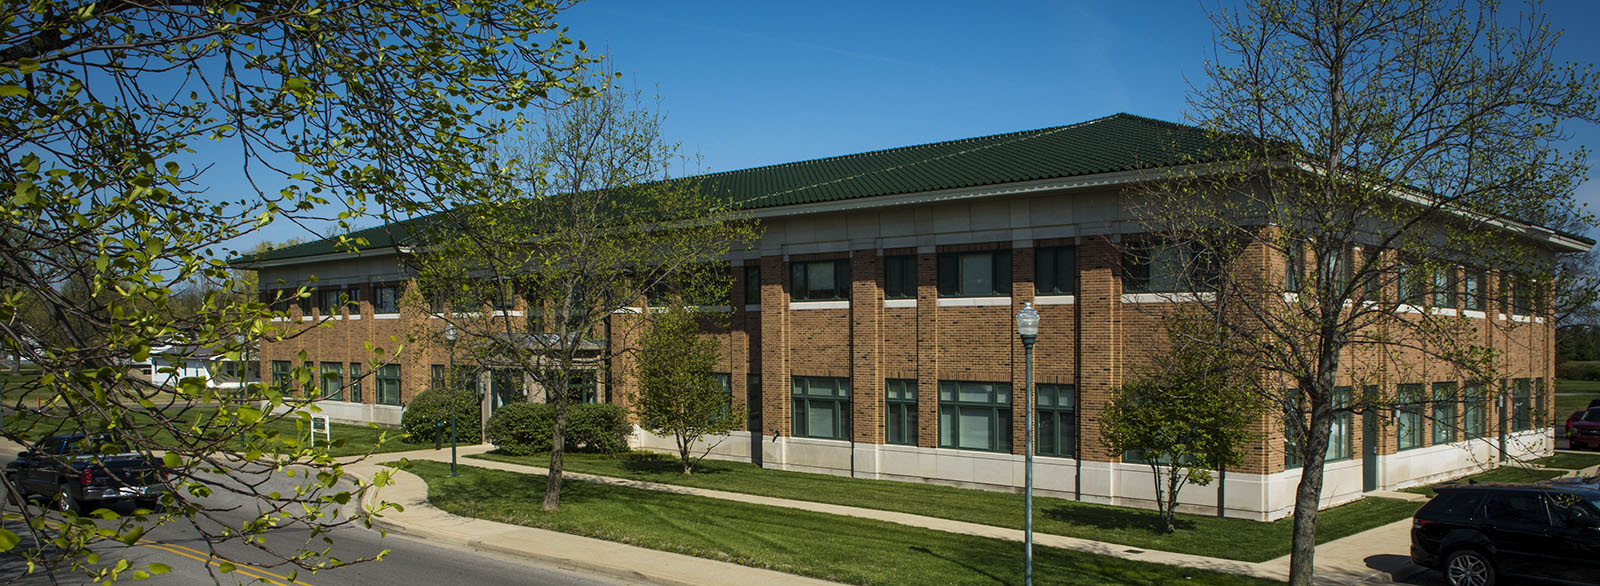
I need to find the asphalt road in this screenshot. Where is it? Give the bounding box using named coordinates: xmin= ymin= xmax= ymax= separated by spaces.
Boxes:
xmin=1 ymin=451 xmax=633 ymax=586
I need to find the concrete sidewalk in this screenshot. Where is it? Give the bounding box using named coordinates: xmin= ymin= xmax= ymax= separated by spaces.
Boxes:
xmin=357 ymin=445 xmax=1435 ymax=585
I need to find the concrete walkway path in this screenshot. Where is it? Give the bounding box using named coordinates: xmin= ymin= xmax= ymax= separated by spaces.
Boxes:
xmin=353 ymin=445 xmax=1438 ymax=585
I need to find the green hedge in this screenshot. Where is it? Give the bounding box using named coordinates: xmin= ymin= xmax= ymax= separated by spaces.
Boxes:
xmin=486 ymin=402 xmax=631 ymax=455
xmin=1558 ymin=362 xmax=1600 ymax=381
xmin=401 ymin=387 xmax=483 ymax=445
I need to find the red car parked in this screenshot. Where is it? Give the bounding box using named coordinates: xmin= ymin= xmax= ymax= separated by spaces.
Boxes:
xmin=1570 ymin=408 xmax=1600 ymax=450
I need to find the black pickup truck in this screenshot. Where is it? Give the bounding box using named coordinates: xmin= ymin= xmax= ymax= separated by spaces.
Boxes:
xmin=5 ymin=434 xmax=167 ymax=513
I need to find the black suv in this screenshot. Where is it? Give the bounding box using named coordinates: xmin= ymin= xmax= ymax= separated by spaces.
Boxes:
xmin=1411 ymin=480 xmax=1600 ymax=586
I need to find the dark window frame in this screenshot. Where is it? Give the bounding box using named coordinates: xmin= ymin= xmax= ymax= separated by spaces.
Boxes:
xmin=1397 ymin=383 xmax=1427 ymax=450
xmin=885 ymin=378 xmax=918 ymax=445
xmin=937 ymin=249 xmax=1012 ymax=298
xmin=1035 ymin=383 xmax=1077 ymax=458
xmin=349 ymin=362 xmax=364 ymax=403
xmin=1034 ymin=246 xmax=1077 ymax=296
xmin=1432 ymin=382 xmax=1458 ymax=444
xmin=743 ymin=265 xmax=761 ymax=306
xmin=372 ymin=285 xmax=401 ymax=314
xmin=884 ymin=255 xmax=918 ymax=300
xmin=377 ymin=364 xmax=402 ymax=406
xmin=791 ymin=376 xmax=850 ymax=440
xmin=1121 ymin=242 xmax=1218 ymax=294
xmin=1461 ymin=269 xmax=1486 ymax=311
xmin=320 ymin=362 xmax=343 ymax=400
xmin=937 ymin=380 xmax=1012 ymax=452
xmin=790 ymin=259 xmax=851 ymax=302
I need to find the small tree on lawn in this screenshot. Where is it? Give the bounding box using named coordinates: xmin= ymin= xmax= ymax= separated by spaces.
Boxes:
xmin=635 ymin=303 xmax=741 ymax=474
xmin=1100 ymin=313 xmax=1260 ymax=534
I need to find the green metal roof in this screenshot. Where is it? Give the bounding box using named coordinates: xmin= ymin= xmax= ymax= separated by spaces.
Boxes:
xmin=238 ymin=113 xmax=1227 ymax=264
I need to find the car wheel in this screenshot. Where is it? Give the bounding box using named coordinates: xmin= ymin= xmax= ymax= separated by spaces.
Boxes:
xmin=54 ymin=485 xmax=79 ymax=514
xmin=1444 ymin=549 xmax=1495 ymax=586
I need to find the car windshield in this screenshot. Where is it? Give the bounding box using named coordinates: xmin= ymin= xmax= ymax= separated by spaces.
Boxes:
xmin=1587 ymin=409 xmax=1600 ymax=422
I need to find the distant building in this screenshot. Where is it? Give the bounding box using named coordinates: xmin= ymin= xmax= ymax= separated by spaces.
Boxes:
xmin=232 ymin=114 xmax=1585 ymax=521
xmin=133 ymin=345 xmax=258 ymax=391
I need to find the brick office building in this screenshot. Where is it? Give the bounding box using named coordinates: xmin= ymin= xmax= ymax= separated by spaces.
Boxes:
xmin=236 ymin=114 xmax=1585 ymax=521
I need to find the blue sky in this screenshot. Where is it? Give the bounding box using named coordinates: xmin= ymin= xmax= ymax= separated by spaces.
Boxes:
xmin=236 ymin=0 xmax=1600 ymax=250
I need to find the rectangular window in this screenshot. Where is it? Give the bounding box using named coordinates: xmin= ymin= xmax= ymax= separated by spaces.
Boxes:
xmin=317 ymin=288 xmax=345 ymax=314
xmin=349 ymin=362 xmax=364 ymax=403
xmin=713 ymin=373 xmax=733 ymax=415
xmin=431 ymin=364 xmax=446 ymax=391
xmin=297 ymin=291 xmax=312 ymax=316
xmin=1122 ymin=243 xmax=1216 ymax=293
xmin=1284 ymin=241 xmax=1303 ymax=293
xmin=377 ymin=364 xmax=402 ymax=406
xmin=938 ymin=380 xmax=1012 ymax=452
xmin=885 ymin=379 xmax=918 ymax=445
xmin=271 ymin=360 xmax=291 ymax=389
xmin=564 ymin=371 xmax=598 ymax=404
xmin=1036 ymin=383 xmax=1077 ymax=458
xmin=373 ymin=285 xmax=401 ymax=314
xmin=938 ymin=250 xmax=1011 ymax=297
xmin=1396 ymin=262 xmax=1427 ymax=305
xmin=744 ymin=265 xmax=761 ymax=305
xmin=1034 ymin=247 xmax=1077 ymax=295
xmin=320 ymin=362 xmax=343 ymax=400
xmin=490 ymin=369 xmax=526 ymax=411
xmin=884 ymin=255 xmax=918 ymax=299
xmin=1432 ymin=382 xmax=1457 ymax=444
xmin=1433 ymin=268 xmax=1457 ymax=308
xmin=790 ymin=259 xmax=850 ymax=302
xmin=791 ymin=376 xmax=850 ymax=440
xmin=1327 ymin=387 xmax=1354 ymax=462
xmin=1461 ymin=270 xmax=1485 ymax=311
xmin=1511 ymin=277 xmax=1535 ymax=315
xmin=1397 ymin=384 xmax=1426 ymax=450
xmin=1462 ymin=382 xmax=1486 ymax=439
xmin=1512 ymin=379 xmax=1532 ymax=431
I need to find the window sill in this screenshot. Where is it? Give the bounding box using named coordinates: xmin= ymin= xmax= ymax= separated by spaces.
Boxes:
xmin=375 ymin=313 xmax=402 ymax=320
xmin=1033 ymin=295 xmax=1075 ymax=305
xmin=1431 ymin=307 xmax=1458 ymax=317
xmin=1462 ymin=309 xmax=1486 ymax=319
xmin=791 ymin=300 xmax=849 ymax=310
xmin=345 ymin=314 xmax=361 ymax=321
xmin=744 ymin=304 xmax=761 ymax=312
xmin=884 ymin=299 xmax=917 ymax=308
xmin=937 ymin=296 xmax=1011 ymax=307
xmin=1121 ymin=292 xmax=1215 ymax=303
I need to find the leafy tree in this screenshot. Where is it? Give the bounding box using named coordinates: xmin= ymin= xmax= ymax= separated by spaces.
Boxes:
xmin=408 ymin=69 xmax=760 ymax=510
xmin=1099 ymin=313 xmax=1260 ymax=534
xmin=635 ymin=303 xmax=741 ymax=474
xmin=0 ymin=0 xmax=588 ymax=581
xmin=1145 ymin=1 xmax=1599 ymax=583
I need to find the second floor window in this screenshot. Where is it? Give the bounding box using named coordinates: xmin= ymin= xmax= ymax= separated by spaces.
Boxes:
xmin=1035 ymin=247 xmax=1076 ymax=295
xmin=938 ymin=250 xmax=1011 ymax=297
xmin=1462 ymin=270 xmax=1485 ymax=311
xmin=791 ymin=259 xmax=850 ymax=301
xmin=1122 ymin=243 xmax=1216 ymax=293
xmin=317 ymin=289 xmax=344 ymax=314
xmin=884 ymin=255 xmax=917 ymax=299
xmin=1432 ymin=268 xmax=1457 ymax=308
xmin=373 ymin=285 xmax=401 ymax=313
xmin=744 ymin=265 xmax=761 ymax=305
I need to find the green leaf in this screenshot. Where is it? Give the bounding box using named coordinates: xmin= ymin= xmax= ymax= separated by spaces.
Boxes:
xmin=0 ymin=528 xmax=19 ymax=552
xmin=147 ymin=563 xmax=171 ymax=575
xmin=0 ymin=85 xmax=26 ymax=98
xmin=217 ymin=562 xmax=236 ymax=574
xmin=163 ymin=452 xmax=182 ymax=467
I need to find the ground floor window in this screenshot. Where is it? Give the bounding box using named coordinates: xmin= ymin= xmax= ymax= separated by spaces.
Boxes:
xmin=1397 ymin=384 xmax=1426 ymax=451
xmin=886 ymin=379 xmax=917 ymax=445
xmin=320 ymin=362 xmax=343 ymax=400
xmin=377 ymin=364 xmax=402 ymax=406
xmin=349 ymin=362 xmax=363 ymax=403
xmin=1284 ymin=387 xmax=1352 ymax=468
xmin=1462 ymin=382 xmax=1486 ymax=438
xmin=1512 ymin=379 xmax=1531 ymax=431
xmin=271 ymin=360 xmax=291 ymax=390
xmin=791 ymin=376 xmax=849 ymax=440
xmin=1036 ymin=383 xmax=1076 ymax=458
xmin=490 ymin=369 xmax=525 ymax=412
xmin=561 ymin=371 xmax=598 ymax=404
xmin=938 ymin=380 xmax=1011 ymax=452
xmin=1432 ymin=382 xmax=1457 ymax=444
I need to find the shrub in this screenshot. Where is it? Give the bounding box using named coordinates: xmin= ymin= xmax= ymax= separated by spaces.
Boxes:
xmin=485 ymin=402 xmax=554 ymax=455
xmin=567 ymin=403 xmax=632 ymax=453
xmin=485 ymin=402 xmax=632 ymax=455
xmin=401 ymin=387 xmax=483 ymax=445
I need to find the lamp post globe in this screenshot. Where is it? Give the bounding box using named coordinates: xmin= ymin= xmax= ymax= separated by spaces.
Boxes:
xmin=1015 ymin=302 xmax=1040 ymax=586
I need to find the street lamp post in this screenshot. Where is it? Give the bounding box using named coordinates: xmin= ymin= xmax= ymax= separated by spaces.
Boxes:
xmin=445 ymin=324 xmax=459 ymax=477
xmin=1015 ymin=302 xmax=1040 ymax=586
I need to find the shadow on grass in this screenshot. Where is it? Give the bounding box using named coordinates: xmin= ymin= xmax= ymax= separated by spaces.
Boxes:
xmin=909 ymin=546 xmax=1009 ymax=585
xmin=616 ymin=452 xmax=736 ymax=476
xmin=1040 ymin=503 xmax=1196 ymax=534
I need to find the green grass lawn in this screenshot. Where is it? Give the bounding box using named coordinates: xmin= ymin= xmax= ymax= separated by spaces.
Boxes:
xmin=1530 ymin=452 xmax=1600 ymax=471
xmin=1400 ymin=466 xmax=1568 ymax=497
xmin=404 ymin=460 xmax=1281 ymax=586
xmin=5 ymin=404 xmax=412 ymax=458
xmin=471 ymin=450 xmax=1418 ymax=563
xmin=1556 ymin=378 xmax=1600 ymax=416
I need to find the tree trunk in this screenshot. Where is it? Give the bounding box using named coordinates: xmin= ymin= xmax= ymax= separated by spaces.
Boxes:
xmin=1288 ymin=381 xmax=1337 ymax=586
xmin=678 ymin=432 xmax=693 ymax=474
xmin=543 ymin=387 xmax=568 ymax=511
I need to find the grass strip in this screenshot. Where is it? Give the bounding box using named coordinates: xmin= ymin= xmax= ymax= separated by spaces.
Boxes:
xmin=5 ymin=406 xmax=412 ymax=458
xmin=1400 ymin=466 xmax=1568 ymax=497
xmin=1530 ymin=452 xmax=1600 ymax=471
xmin=1555 ymin=379 xmax=1600 ymax=416
xmin=471 ymin=450 xmax=1418 ymax=563
xmin=405 ymin=460 xmax=1281 ymax=586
